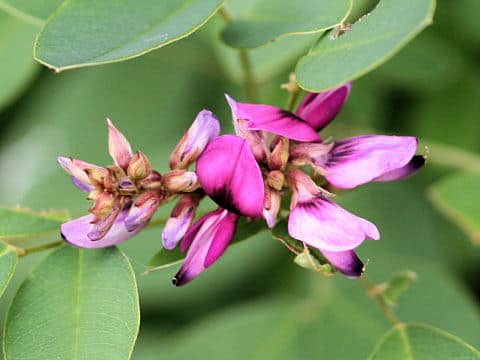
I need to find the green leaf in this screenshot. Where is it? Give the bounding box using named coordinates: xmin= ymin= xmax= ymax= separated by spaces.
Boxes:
xmin=146 ymin=217 xmax=265 ymax=273
xmin=0 ymin=242 xmax=17 ymax=298
xmin=0 ymin=0 xmax=62 ymax=25
xmin=0 ymin=207 xmax=68 ymax=239
xmin=3 ymin=246 xmax=140 ymax=360
xmin=0 ymin=12 xmax=39 ymax=110
xmin=34 ymin=0 xmax=224 ymax=71
xmin=221 ymin=0 xmax=352 ymax=49
xmin=369 ymin=323 xmax=480 ymax=359
xmin=296 ymin=0 xmax=436 ymax=91
xmin=428 ymin=172 xmax=480 ymax=244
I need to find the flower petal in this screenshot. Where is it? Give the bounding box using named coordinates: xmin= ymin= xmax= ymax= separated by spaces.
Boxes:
xmin=374 ymin=155 xmax=426 ymax=182
xmin=320 ymin=249 xmax=364 ymax=277
xmin=61 ymin=210 xmax=145 ymax=248
xmin=162 ymin=194 xmax=199 ymax=250
xmin=170 ymin=109 xmax=220 ymax=169
xmin=57 ymin=156 xmax=99 ymax=190
xmin=173 ymin=209 xmax=238 ymax=286
xmin=225 ymin=94 xmax=320 ymax=142
xmin=323 ymin=135 xmax=419 ymax=189
xmin=296 ymin=83 xmax=351 ymax=131
xmin=107 ymin=118 xmax=133 ymax=170
xmin=288 ymin=195 xmax=380 ymax=252
xmin=196 ymin=135 xmax=264 ymax=218
xmin=70 ymin=176 xmax=94 ymax=192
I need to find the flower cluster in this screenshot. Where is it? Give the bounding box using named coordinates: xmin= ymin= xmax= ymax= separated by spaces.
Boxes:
xmin=58 ymin=83 xmax=424 ymax=286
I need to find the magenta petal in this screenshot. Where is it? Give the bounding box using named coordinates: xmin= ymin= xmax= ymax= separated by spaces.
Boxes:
xmin=225 ymin=95 xmax=320 ymax=142
xmin=324 ymin=135 xmax=419 ymax=189
xmin=57 ymin=156 xmax=97 ymax=190
xmin=196 ymin=135 xmax=264 ymax=218
xmin=321 ymin=249 xmax=364 ymax=277
xmin=173 ymin=209 xmax=238 ymax=286
xmin=61 ymin=211 xmax=145 ymax=249
xmin=288 ymin=196 xmax=380 ymax=252
xmin=374 ymin=155 xmax=425 ymax=182
xmin=296 ymin=83 xmax=351 ymax=131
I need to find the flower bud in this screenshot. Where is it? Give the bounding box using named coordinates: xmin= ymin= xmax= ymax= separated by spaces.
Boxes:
xmin=89 ymin=192 xmax=115 ymax=218
xmin=170 ymin=110 xmax=220 ymax=169
xmin=269 ymin=136 xmax=289 ymax=171
xmin=263 ymin=186 xmax=281 ymax=228
xmin=162 ymin=194 xmax=200 ymax=250
xmin=266 ymin=170 xmax=284 ymax=191
xmin=85 ymin=167 xmax=109 ymax=187
xmin=107 ymin=118 xmax=133 ymax=170
xmin=124 ymin=191 xmax=160 ymax=231
xmin=140 ymin=171 xmax=162 ymax=190
xmin=127 ymin=150 xmax=151 ymax=181
xmin=161 ymin=170 xmax=199 ymax=193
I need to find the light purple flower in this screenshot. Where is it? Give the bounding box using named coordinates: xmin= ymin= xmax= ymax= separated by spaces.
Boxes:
xmin=309 ymin=135 xmax=422 ymax=189
xmin=170 ymin=110 xmax=221 ymax=170
xmin=58 ymin=120 xmax=162 ymax=248
xmin=287 ymin=169 xmax=379 ymax=277
xmin=61 ymin=210 xmax=147 ymax=248
xmin=173 ymin=208 xmax=238 ymax=286
xmin=162 ymin=193 xmax=200 ymax=250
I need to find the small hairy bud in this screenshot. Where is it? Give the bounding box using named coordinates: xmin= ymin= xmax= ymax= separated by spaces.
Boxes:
xmin=161 ymin=170 xmax=199 ymax=193
xmin=127 ymin=150 xmax=151 ymax=181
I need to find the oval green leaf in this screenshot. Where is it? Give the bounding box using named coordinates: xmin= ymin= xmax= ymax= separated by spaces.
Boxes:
xmin=3 ymin=246 xmax=140 ymax=360
xmin=0 ymin=0 xmax=62 ymax=25
xmin=34 ymin=0 xmax=224 ymax=71
xmin=428 ymin=172 xmax=480 ymax=244
xmin=0 ymin=12 xmax=39 ymax=110
xmin=221 ymin=0 xmax=352 ymax=49
xmin=0 ymin=241 xmax=17 ymax=298
xmin=0 ymin=207 xmax=68 ymax=239
xmin=369 ymin=323 xmax=480 ymax=359
xmin=296 ymin=0 xmax=436 ymax=91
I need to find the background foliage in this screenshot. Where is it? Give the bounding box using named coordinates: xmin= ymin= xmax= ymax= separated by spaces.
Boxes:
xmin=0 ymin=0 xmax=479 ymax=358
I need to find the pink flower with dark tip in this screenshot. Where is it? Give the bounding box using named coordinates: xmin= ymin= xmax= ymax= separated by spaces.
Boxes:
xmin=220 ymin=84 xmax=424 ymax=277
xmin=170 ymin=134 xmax=265 ymax=285
xmin=173 ymin=208 xmax=238 ymax=286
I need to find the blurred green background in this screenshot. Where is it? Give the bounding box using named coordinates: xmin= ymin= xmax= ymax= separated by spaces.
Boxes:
xmin=0 ymin=0 xmax=479 ymax=358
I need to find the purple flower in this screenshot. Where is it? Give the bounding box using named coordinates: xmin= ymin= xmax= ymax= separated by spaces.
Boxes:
xmin=169 ymin=110 xmax=221 ymax=170
xmin=173 ymin=208 xmax=238 ymax=286
xmin=287 ymin=169 xmax=379 ymax=276
xmin=58 ymin=120 xmax=163 ymax=248
xmin=217 ymin=85 xmax=424 ymax=277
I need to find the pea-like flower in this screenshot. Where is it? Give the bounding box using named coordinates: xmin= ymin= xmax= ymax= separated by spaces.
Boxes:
xmin=59 ymin=112 xmax=219 ymax=248
xmin=180 ymin=83 xmax=425 ymax=279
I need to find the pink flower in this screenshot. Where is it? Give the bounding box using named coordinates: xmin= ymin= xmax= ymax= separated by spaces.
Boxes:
xmin=173 ymin=208 xmax=238 ymax=286
xmin=217 ymin=85 xmax=424 ymax=277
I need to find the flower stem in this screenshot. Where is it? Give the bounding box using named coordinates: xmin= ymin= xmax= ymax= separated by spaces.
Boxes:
xmin=15 ymin=240 xmax=64 ymax=257
xmin=359 ymin=275 xmax=401 ymax=326
xmin=218 ymin=5 xmax=259 ymax=102
xmin=282 ymin=73 xmax=301 ymax=112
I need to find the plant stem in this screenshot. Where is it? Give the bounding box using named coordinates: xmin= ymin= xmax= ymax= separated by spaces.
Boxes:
xmin=218 ymin=5 xmax=259 ymax=102
xmin=359 ymin=275 xmax=401 ymax=326
xmin=285 ymin=91 xmax=300 ymax=112
xmin=15 ymin=240 xmax=64 ymax=257
xmin=239 ymin=51 xmax=258 ymax=101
